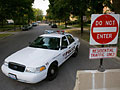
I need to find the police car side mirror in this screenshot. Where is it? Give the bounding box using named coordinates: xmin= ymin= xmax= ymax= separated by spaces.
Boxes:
xmin=29 ymin=42 xmax=32 ymax=45
xmin=29 ymin=42 xmax=31 ymax=44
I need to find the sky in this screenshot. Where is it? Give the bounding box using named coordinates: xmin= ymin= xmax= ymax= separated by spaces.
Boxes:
xmin=32 ymin=0 xmax=50 ymax=15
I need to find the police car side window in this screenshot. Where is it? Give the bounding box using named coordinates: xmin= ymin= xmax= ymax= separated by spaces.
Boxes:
xmin=66 ymin=35 xmax=75 ymax=44
xmin=61 ymin=36 xmax=68 ymax=49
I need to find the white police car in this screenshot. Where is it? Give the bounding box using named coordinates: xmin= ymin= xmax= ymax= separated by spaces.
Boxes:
xmin=1 ymin=31 xmax=80 ymax=83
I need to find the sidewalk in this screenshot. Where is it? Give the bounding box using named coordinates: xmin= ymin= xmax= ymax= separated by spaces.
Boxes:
xmin=74 ymin=69 xmax=120 ymax=90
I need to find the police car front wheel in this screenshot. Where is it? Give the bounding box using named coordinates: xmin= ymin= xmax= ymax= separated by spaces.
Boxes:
xmin=47 ymin=63 xmax=58 ymax=81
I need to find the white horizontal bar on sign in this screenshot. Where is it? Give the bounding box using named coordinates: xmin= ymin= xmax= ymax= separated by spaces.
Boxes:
xmin=93 ymin=27 xmax=117 ymax=33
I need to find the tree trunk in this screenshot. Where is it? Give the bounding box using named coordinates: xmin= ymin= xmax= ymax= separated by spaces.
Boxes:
xmin=22 ymin=17 xmax=24 ymax=25
xmin=2 ymin=19 xmax=4 ymax=28
xmin=65 ymin=19 xmax=67 ymax=28
xmin=18 ymin=16 xmax=21 ymax=29
xmin=28 ymin=14 xmax=30 ymax=24
xmin=80 ymin=14 xmax=83 ymax=34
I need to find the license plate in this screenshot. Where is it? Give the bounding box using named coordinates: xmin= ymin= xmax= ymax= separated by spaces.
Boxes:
xmin=8 ymin=73 xmax=17 ymax=80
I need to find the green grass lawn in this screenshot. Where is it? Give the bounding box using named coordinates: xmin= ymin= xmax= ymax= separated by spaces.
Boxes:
xmin=0 ymin=34 xmax=13 ymax=39
xmin=0 ymin=25 xmax=21 ymax=31
xmin=58 ymin=25 xmax=71 ymax=29
xmin=8 ymin=29 xmax=22 ymax=32
xmin=66 ymin=29 xmax=90 ymax=42
xmin=70 ymin=23 xmax=91 ymax=30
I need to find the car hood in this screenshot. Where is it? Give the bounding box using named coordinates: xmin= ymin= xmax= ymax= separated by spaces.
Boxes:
xmin=5 ymin=47 xmax=60 ymax=67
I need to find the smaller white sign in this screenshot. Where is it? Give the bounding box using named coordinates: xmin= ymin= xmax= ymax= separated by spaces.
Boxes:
xmin=89 ymin=47 xmax=117 ymax=59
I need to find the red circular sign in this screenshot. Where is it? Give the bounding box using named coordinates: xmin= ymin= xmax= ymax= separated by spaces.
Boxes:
xmin=91 ymin=14 xmax=118 ymax=44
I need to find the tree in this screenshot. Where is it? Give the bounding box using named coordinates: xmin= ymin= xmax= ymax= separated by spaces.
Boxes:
xmin=89 ymin=0 xmax=104 ymax=14
xmin=53 ymin=0 xmax=71 ymax=27
xmin=46 ymin=4 xmax=57 ymax=21
xmin=0 ymin=0 xmax=34 ymax=26
xmin=48 ymin=0 xmax=71 ymax=28
xmin=9 ymin=0 xmax=34 ymax=25
xmin=70 ymin=0 xmax=89 ymax=34
xmin=88 ymin=0 xmax=113 ymax=14
xmin=0 ymin=0 xmax=11 ymax=26
xmin=48 ymin=0 xmax=113 ymax=33
xmin=46 ymin=9 xmax=54 ymax=20
xmin=113 ymin=0 xmax=120 ymax=13
xmin=33 ymin=8 xmax=43 ymax=21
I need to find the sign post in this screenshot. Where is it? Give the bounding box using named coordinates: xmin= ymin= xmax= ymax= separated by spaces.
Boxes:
xmin=98 ymin=45 xmax=104 ymax=72
xmin=89 ymin=14 xmax=119 ymax=72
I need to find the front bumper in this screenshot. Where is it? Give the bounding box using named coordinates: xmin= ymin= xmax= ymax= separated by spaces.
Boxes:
xmin=1 ymin=64 xmax=47 ymax=83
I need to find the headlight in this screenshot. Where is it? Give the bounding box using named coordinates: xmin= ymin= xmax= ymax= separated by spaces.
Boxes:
xmin=4 ymin=61 xmax=8 ymax=66
xmin=25 ymin=66 xmax=46 ymax=73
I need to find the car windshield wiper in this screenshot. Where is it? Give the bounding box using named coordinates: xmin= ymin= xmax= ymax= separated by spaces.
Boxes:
xmin=41 ymin=45 xmax=48 ymax=49
xmin=29 ymin=44 xmax=49 ymax=49
xmin=29 ymin=44 xmax=42 ymax=48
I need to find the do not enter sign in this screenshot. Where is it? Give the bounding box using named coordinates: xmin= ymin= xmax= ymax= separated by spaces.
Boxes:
xmin=90 ymin=14 xmax=119 ymax=45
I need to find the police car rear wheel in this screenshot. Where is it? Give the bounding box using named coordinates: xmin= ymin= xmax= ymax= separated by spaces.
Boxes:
xmin=47 ymin=64 xmax=58 ymax=81
xmin=73 ymin=48 xmax=78 ymax=57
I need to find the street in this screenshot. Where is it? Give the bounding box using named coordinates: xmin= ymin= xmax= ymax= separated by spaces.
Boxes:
xmin=0 ymin=24 xmax=120 ymax=90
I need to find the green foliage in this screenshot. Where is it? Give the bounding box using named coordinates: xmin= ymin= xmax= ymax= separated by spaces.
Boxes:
xmin=88 ymin=0 xmax=113 ymax=14
xmin=48 ymin=0 xmax=113 ymax=33
xmin=70 ymin=0 xmax=89 ymax=15
xmin=33 ymin=8 xmax=43 ymax=21
xmin=0 ymin=34 xmax=12 ymax=38
xmin=104 ymin=0 xmax=114 ymax=11
xmin=46 ymin=8 xmax=55 ymax=20
xmin=58 ymin=25 xmax=71 ymax=29
xmin=0 ymin=0 xmax=34 ymax=26
xmin=89 ymin=0 xmax=104 ymax=14
xmin=48 ymin=0 xmax=71 ymax=22
xmin=113 ymin=0 xmax=120 ymax=13
xmin=69 ymin=0 xmax=89 ymax=33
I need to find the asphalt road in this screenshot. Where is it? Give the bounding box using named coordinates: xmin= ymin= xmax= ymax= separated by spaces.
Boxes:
xmin=0 ymin=24 xmax=120 ymax=90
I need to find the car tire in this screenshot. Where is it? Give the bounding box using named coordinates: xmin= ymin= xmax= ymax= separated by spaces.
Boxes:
xmin=73 ymin=47 xmax=78 ymax=57
xmin=47 ymin=63 xmax=58 ymax=81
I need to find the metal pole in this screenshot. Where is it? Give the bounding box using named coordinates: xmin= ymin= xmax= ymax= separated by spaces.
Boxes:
xmin=98 ymin=45 xmax=105 ymax=72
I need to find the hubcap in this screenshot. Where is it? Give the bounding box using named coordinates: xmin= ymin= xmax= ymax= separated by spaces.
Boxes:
xmin=51 ymin=69 xmax=55 ymax=74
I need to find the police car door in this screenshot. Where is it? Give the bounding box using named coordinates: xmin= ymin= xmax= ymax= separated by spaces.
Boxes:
xmin=66 ymin=35 xmax=76 ymax=57
xmin=60 ymin=36 xmax=69 ymax=63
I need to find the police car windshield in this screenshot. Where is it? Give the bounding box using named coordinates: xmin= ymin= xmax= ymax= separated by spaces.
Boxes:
xmin=29 ymin=37 xmax=60 ymax=50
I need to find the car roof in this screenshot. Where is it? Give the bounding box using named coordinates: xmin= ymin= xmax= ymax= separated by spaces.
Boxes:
xmin=40 ymin=33 xmax=70 ymax=38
